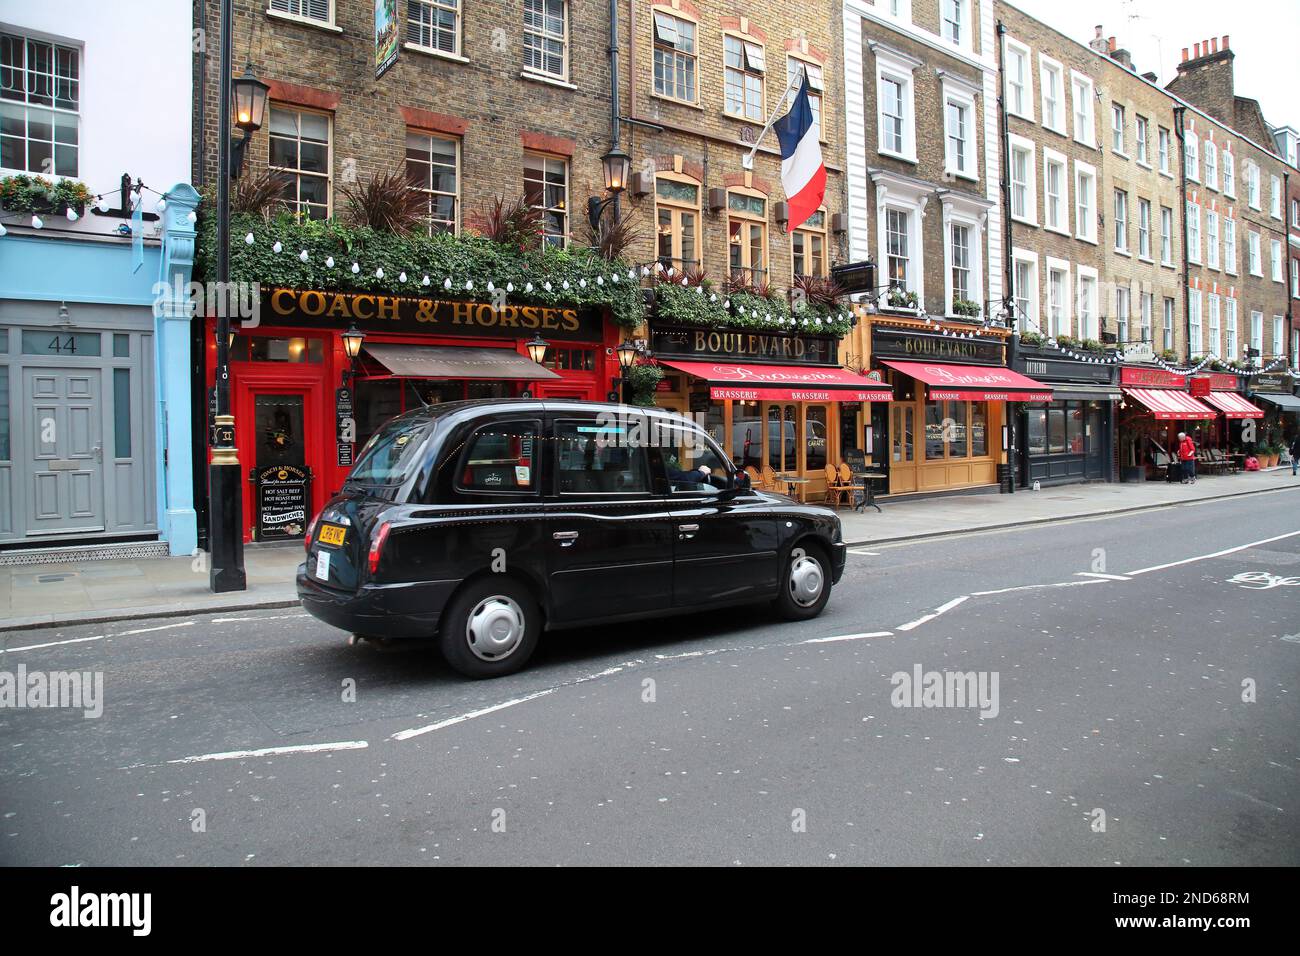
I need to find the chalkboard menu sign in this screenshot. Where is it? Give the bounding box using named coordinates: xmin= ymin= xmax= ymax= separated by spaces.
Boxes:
xmin=254 ymin=464 xmax=310 ymax=539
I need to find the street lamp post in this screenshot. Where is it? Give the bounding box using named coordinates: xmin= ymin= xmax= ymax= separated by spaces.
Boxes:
xmin=525 ymin=333 xmax=548 ymax=398
xmin=209 ymin=0 xmax=269 ymax=593
xmin=586 ymin=146 xmax=632 ymax=231
xmin=616 ymin=341 xmax=638 ymax=404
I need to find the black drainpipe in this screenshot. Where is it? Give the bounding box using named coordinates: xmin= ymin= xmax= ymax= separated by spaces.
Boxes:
xmin=1174 ymin=105 xmax=1191 ymax=363
xmin=608 ymin=0 xmax=621 ymax=223
xmin=995 ymin=20 xmax=1016 ymax=493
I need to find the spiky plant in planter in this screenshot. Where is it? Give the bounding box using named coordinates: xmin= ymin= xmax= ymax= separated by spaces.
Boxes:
xmin=342 ymin=168 xmax=430 ymax=235
xmin=467 ymin=195 xmax=545 ymax=251
xmin=793 ymin=274 xmax=845 ymax=311
xmin=587 ymin=207 xmax=644 ymax=262
xmin=229 ymin=168 xmax=292 ymax=219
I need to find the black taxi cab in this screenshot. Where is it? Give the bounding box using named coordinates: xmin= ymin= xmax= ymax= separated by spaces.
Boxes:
xmin=298 ymin=400 xmax=847 ymax=678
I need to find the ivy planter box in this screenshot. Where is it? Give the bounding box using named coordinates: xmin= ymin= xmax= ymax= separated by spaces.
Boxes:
xmin=1 ymin=199 xmax=85 ymax=218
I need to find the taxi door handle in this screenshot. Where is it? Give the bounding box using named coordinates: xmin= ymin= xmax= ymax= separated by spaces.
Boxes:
xmin=553 ymin=531 xmax=579 ymax=548
xmin=678 ymin=523 xmax=699 ymax=540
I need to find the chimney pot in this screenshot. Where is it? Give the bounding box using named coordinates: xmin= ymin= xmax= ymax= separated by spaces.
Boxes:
xmin=1211 ymin=38 xmax=1218 ymax=53
xmin=1095 ymin=25 xmax=1103 ymax=38
xmin=1108 ymin=37 xmax=1116 ymax=51
xmin=1194 ymin=42 xmax=1201 ymax=58
xmin=1222 ymin=35 xmax=1229 ymax=50
xmin=1181 ymin=47 xmax=1189 ymax=62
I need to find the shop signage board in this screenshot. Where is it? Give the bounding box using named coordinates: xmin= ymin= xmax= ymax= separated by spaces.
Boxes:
xmin=374 ymin=0 xmax=400 ymax=78
xmin=1204 ymin=372 xmax=1240 ymax=391
xmin=1120 ymin=366 xmax=1187 ymax=388
xmin=1121 ymin=341 xmax=1155 ymax=362
xmin=871 ymin=328 xmax=1003 ymax=366
xmin=1018 ymin=355 xmax=1115 ymax=384
xmin=254 ymin=464 xmax=310 ymax=540
xmin=1189 ymin=376 xmax=1211 ymax=397
xmin=652 ymin=326 xmax=837 ymax=366
xmin=262 ymin=289 xmax=603 ymax=343
xmin=1252 ymin=373 xmax=1294 ymax=393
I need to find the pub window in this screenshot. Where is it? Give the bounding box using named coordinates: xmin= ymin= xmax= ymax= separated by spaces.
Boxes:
xmin=407 ymin=0 xmax=460 ymax=56
xmin=458 ymin=420 xmax=539 ymax=493
xmin=555 ymin=420 xmax=650 ymax=494
xmin=545 ymin=348 xmax=595 ymax=372
xmin=523 ymin=0 xmax=567 ymax=80
xmin=653 ymin=11 xmax=697 ymax=103
xmin=269 ymin=106 xmax=331 ymax=220
xmin=230 ymin=335 xmax=324 ymax=364
xmin=792 ymin=210 xmax=827 ymax=279
xmin=406 ymin=129 xmax=458 ymax=234
xmin=950 ymin=223 xmax=971 ymax=309
xmin=727 ymin=190 xmax=767 ymax=285
xmin=724 ymin=34 xmax=765 ymax=121
xmin=885 ymin=207 xmax=910 ymax=291
xmin=269 ymin=0 xmax=331 ymax=24
xmin=786 ymin=58 xmax=823 ymax=132
xmin=1 ymin=31 xmax=79 ymax=176
xmin=524 ymin=151 xmax=568 ymax=247
xmin=1026 ymin=405 xmax=1047 ymax=456
xmin=655 ymin=176 xmax=700 ymax=272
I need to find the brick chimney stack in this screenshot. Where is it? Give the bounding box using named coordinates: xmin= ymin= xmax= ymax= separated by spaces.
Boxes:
xmin=1088 ymin=25 xmax=1109 ymax=55
xmin=1167 ymin=31 xmax=1238 ymax=127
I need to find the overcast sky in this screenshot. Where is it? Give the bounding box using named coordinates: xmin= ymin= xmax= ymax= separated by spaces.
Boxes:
xmin=1008 ymin=0 xmax=1300 ymax=132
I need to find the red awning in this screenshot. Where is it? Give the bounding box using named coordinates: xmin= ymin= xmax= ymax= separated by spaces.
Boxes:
xmin=659 ymin=359 xmax=894 ymax=402
xmin=1201 ymin=391 xmax=1265 ymax=419
xmin=881 ymin=360 xmax=1053 ymax=402
xmin=1123 ymin=387 xmax=1219 ymax=420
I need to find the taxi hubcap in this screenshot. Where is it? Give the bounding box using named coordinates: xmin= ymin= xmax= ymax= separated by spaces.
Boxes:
xmin=788 ymin=549 xmax=824 ymax=608
xmin=466 ymin=596 xmax=525 ymax=661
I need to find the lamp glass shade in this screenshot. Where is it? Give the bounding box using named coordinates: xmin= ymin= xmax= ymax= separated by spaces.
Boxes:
xmin=601 ymin=147 xmax=632 ymax=194
xmin=526 ymin=334 xmax=548 ymax=365
xmin=616 ymin=341 xmax=638 ymax=368
xmin=341 ymin=325 xmax=365 ymax=360
xmin=232 ymin=69 xmax=270 ymax=133
xmin=215 ymin=328 xmax=236 ymax=349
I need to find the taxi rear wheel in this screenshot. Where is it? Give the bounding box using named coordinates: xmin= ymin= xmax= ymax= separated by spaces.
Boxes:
xmin=439 ymin=578 xmax=541 ymax=678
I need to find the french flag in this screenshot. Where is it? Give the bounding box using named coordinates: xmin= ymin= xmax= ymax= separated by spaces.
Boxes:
xmin=773 ymin=72 xmax=826 ymax=232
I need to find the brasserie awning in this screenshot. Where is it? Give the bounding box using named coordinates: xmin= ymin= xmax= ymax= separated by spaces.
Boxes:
xmin=1122 ymin=387 xmax=1218 ymax=420
xmin=1254 ymin=391 xmax=1300 ymax=413
xmin=880 ymin=360 xmax=1053 ymax=402
xmin=1200 ymin=391 xmax=1265 ymax=419
xmin=659 ymin=359 xmax=894 ymax=402
xmin=363 ymin=343 xmax=560 ymax=380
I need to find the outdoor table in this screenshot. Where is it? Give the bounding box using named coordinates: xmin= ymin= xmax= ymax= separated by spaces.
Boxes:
xmin=775 ymin=474 xmax=812 ymax=500
xmin=852 ymin=471 xmax=888 ymax=513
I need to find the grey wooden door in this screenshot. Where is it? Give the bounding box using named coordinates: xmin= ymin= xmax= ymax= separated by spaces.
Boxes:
xmin=24 ymin=367 xmax=104 ymax=536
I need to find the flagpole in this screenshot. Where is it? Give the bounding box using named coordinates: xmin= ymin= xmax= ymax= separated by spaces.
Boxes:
xmin=741 ymin=66 xmax=804 ymax=170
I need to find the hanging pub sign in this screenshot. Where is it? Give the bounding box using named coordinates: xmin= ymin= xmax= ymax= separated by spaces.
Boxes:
xmin=1189 ymin=376 xmax=1212 ymax=398
xmin=830 ymin=260 xmax=875 ymax=295
xmin=871 ymin=328 xmax=1003 ymax=366
xmin=262 ymin=289 xmax=603 ymax=343
xmin=374 ymin=0 xmax=400 ymax=78
xmin=651 ymin=325 xmax=837 ymax=366
xmin=336 ymin=386 xmax=356 ymax=468
xmin=254 ymin=464 xmax=310 ymax=540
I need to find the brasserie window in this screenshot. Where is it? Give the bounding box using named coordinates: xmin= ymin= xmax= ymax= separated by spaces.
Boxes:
xmin=653 ymin=12 xmax=696 ymax=103
xmin=656 ymin=177 xmax=700 ymax=272
xmin=792 ymin=210 xmax=827 ymax=279
xmin=727 ymin=191 xmax=767 ymax=284
xmin=724 ymin=34 xmax=765 ymax=121
xmin=924 ymin=400 xmax=988 ymax=459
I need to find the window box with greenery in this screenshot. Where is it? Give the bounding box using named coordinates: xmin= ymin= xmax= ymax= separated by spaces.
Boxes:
xmin=0 ymin=174 xmax=94 ymax=218
xmin=951 ymin=298 xmax=981 ymax=319
xmin=882 ymin=288 xmax=920 ymax=312
xmin=648 ymin=270 xmax=854 ymax=337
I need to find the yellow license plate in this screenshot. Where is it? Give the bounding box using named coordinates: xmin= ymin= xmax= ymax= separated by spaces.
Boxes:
xmin=318 ymin=523 xmax=347 ymax=547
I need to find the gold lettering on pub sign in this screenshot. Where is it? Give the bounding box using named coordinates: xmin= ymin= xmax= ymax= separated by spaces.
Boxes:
xmin=900 ymin=337 xmax=978 ymax=358
xmin=693 ymin=330 xmax=808 ymax=358
xmin=269 ymin=289 xmax=579 ymax=332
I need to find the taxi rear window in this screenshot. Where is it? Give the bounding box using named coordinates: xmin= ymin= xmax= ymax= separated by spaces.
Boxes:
xmin=456 ymin=420 xmax=539 ymax=492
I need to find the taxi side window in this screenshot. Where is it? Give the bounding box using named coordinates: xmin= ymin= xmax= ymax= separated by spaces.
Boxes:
xmin=554 ymin=420 xmax=652 ymax=494
xmin=456 ymin=420 xmax=539 ymax=493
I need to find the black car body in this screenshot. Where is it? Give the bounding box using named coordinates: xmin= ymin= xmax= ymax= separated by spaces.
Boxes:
xmin=298 ymin=400 xmax=847 ymax=677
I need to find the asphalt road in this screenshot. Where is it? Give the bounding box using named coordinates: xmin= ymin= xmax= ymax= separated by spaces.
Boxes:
xmin=2 ymin=487 xmax=1298 ymax=866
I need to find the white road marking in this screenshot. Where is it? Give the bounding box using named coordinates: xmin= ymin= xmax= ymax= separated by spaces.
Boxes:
xmin=803 ymin=631 xmax=894 ymax=644
xmin=115 ymin=621 xmax=195 ymax=636
xmin=1126 ymin=529 xmax=1300 ymax=576
xmin=0 ymin=634 xmax=105 ymax=654
xmin=971 ymin=580 xmax=1105 ymax=596
xmin=391 ymin=689 xmax=556 ymax=741
xmin=211 ymin=614 xmax=309 ymax=623
xmin=1074 ymin=572 xmax=1132 ymax=581
xmin=848 ymin=549 xmax=881 ymax=556
xmin=897 ymin=596 xmax=969 ymax=632
xmin=168 ymin=740 xmax=369 ymax=764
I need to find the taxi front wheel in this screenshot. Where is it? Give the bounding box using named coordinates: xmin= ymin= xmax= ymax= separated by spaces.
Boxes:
xmin=773 ymin=544 xmax=831 ymax=621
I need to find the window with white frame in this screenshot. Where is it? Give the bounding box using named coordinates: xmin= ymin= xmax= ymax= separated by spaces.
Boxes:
xmin=1046 ymin=263 xmax=1070 ymax=338
xmin=1272 ymin=239 xmax=1284 ymax=282
xmin=887 ymin=0 xmax=912 ymax=21
xmin=885 ymin=207 xmax=911 ymax=292
xmin=653 ymin=12 xmax=697 ymax=103
xmin=1186 ymin=201 xmax=1201 ymax=264
xmin=1225 ymin=298 xmax=1238 ymax=360
xmin=786 ymin=58 xmax=823 ymax=132
xmin=1043 ymin=151 xmax=1066 ymax=232
xmin=524 ymin=151 xmax=568 ymax=246
xmin=873 ymin=45 xmax=918 ymax=161
xmin=1294 ymin=330 xmax=1299 ymax=372
xmin=1005 ymin=38 xmax=1032 ymax=120
xmin=408 ymin=0 xmax=460 ymax=55
xmin=1248 ymin=231 xmax=1262 ymax=275
xmin=1135 ymin=115 xmax=1149 ymax=165
xmin=1292 ymin=197 xmax=1299 ymax=228
xmin=1114 ymin=189 xmax=1128 ymax=252
xmin=523 ymin=0 xmax=567 ymax=79
xmin=1271 ymin=175 xmax=1282 ymax=219
xmin=1071 ymin=72 xmax=1094 ymax=146
xmin=1158 ymin=127 xmax=1170 ymax=174
xmin=1207 ymin=293 xmax=1221 ymax=358
xmin=1040 ymin=56 xmax=1064 ymax=133
xmin=0 ymin=31 xmax=80 ymax=175
xmin=1115 ymin=285 xmax=1130 ymax=343
xmin=1204 ymin=139 xmax=1217 ymax=190
xmin=1188 ymin=290 xmax=1202 ymax=357
xmin=1160 ymin=205 xmax=1173 ymax=265
xmin=1250 ymin=310 xmax=1263 ymax=356
xmin=1163 ymin=297 xmax=1175 ymax=351
xmin=406 ymin=129 xmax=458 ymax=234
xmin=1246 ymin=161 xmax=1259 ymax=209
xmin=941 ymin=0 xmax=968 ymax=48
xmin=943 ymin=82 xmax=977 ymax=179
xmin=270 ymin=0 xmax=330 ymax=24
xmin=1292 ymin=257 xmax=1299 ymax=298
xmin=1013 ymin=253 xmax=1039 ymax=332
xmin=727 ymin=190 xmax=768 ymax=283
xmin=1224 ymin=217 xmax=1237 ymax=273
xmin=949 ymin=223 xmax=971 ymax=309
xmin=269 ymin=106 xmax=331 ymax=220
xmin=1138 ymin=198 xmax=1151 ymax=259
xmin=1185 ymin=131 xmax=1198 ymax=182
xmin=1010 ymin=136 xmax=1035 ymax=223
xmin=1140 ymin=291 xmax=1153 ymax=344
xmin=1223 ymin=148 xmax=1235 ymax=197
xmin=1111 ymin=103 xmax=1126 ymax=155
xmin=1206 ymin=211 xmax=1219 ymax=269
xmin=791 ymin=209 xmax=826 ymax=278
xmin=1077 ymin=269 xmax=1098 ymax=340
xmin=1274 ymin=315 xmax=1285 ymax=358
xmin=1075 ymin=161 xmax=1095 ymax=241
xmin=724 ymin=33 xmax=765 ymax=121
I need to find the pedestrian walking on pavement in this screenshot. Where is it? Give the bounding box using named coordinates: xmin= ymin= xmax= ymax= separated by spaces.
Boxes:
xmin=1290 ymin=433 xmax=1300 ymax=476
xmin=1177 ymin=431 xmax=1197 ymax=484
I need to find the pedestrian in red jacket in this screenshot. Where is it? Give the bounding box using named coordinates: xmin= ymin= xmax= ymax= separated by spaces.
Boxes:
xmin=1177 ymin=431 xmax=1197 ymax=484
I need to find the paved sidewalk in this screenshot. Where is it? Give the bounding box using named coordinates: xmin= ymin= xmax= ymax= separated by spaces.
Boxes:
xmin=1 ymin=467 xmax=1296 ymax=632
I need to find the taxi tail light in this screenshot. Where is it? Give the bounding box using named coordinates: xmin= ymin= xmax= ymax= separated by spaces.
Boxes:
xmin=368 ymin=521 xmax=392 ymax=575
xmin=305 ymin=512 xmax=320 ymax=551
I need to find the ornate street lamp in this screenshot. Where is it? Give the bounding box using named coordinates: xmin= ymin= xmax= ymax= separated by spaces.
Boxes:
xmin=586 ymin=145 xmax=632 ymax=230
xmin=230 ymin=64 xmax=270 ymax=178
xmin=616 ymin=340 xmax=638 ymax=404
